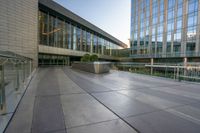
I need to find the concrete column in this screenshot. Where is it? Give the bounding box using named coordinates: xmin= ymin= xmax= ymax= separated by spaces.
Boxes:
xmin=183 ymin=57 xmax=188 ymax=76
xmin=181 ymin=0 xmax=188 ymax=57
xmin=62 ymin=19 xmax=65 ymax=48
xmin=150 ymin=58 xmax=154 ymax=75
xmin=155 ymin=0 xmax=160 ymax=57
xmin=90 ymin=34 xmax=93 ymax=53
xmin=162 ymin=0 xmax=168 ymax=58
xmin=80 ymin=29 xmax=83 ymax=51
xmin=148 ymin=0 xmax=153 ymax=55
xmin=195 ymin=0 xmax=200 ymax=56
xmin=47 ymin=12 xmax=50 ymax=46
xmin=137 ymin=0 xmax=141 ymax=55
xmin=171 ymin=0 xmax=178 ymax=55
xmin=143 ymin=1 xmax=147 ymax=55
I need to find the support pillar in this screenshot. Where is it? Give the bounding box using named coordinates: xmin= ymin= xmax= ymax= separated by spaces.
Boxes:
xmin=0 ymin=65 xmax=6 ymax=114
xmin=151 ymin=58 xmax=154 ymax=75
xmin=184 ymin=57 xmax=187 ymax=76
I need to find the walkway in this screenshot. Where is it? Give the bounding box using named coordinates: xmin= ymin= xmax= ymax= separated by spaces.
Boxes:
xmin=5 ymin=67 xmax=200 ymax=133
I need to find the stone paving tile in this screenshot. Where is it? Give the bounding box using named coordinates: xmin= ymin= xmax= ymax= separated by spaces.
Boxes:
xmin=53 ymin=130 xmax=67 ymax=133
xmin=4 ymin=96 xmax=34 ymax=133
xmin=65 ymin=68 xmax=200 ymax=133
xmin=148 ymin=86 xmax=200 ymax=101
xmin=0 ymin=114 xmax=12 ymax=133
xmin=68 ymin=119 xmax=137 ymax=133
xmin=118 ymin=90 xmax=181 ymax=110
xmin=32 ymin=96 xmax=66 ymax=133
xmin=125 ymin=110 xmax=200 ymax=133
xmin=36 ymin=69 xmax=60 ymax=96
xmin=166 ymin=83 xmax=200 ymax=94
xmin=4 ymin=69 xmax=42 ymax=133
xmin=137 ymin=88 xmax=199 ymax=104
xmin=61 ymin=93 xmax=117 ymax=128
xmin=4 ymin=67 xmax=200 ymax=133
xmin=32 ymin=68 xmax=66 ymax=133
xmin=92 ymin=91 xmax=158 ymax=118
xmin=56 ymin=69 xmax=86 ymax=95
xmin=172 ymin=103 xmax=200 ymax=121
xmin=64 ymin=69 xmax=111 ymax=93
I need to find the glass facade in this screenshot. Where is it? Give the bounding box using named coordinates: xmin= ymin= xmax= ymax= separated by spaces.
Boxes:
xmin=130 ymin=0 xmax=200 ymax=58
xmin=39 ymin=10 xmax=123 ymax=57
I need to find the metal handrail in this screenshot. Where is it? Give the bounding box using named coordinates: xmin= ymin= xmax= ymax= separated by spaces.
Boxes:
xmin=0 ymin=50 xmax=32 ymax=114
xmin=0 ymin=50 xmax=32 ymax=61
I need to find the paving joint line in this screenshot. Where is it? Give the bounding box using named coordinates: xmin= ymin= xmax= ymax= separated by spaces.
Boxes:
xmin=67 ymin=118 xmax=120 ymax=129
xmin=117 ymin=91 xmax=200 ymax=119
xmin=62 ymin=68 xmax=141 ymax=133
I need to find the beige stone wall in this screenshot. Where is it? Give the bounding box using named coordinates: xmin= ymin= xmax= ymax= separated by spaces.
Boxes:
xmin=0 ymin=0 xmax=38 ymax=68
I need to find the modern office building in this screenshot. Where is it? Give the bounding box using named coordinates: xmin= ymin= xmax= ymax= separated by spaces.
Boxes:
xmin=130 ymin=0 xmax=200 ymax=63
xmin=0 ymin=0 xmax=127 ymax=68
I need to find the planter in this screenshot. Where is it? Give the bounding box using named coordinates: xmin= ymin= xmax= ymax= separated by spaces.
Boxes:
xmin=72 ymin=62 xmax=111 ymax=74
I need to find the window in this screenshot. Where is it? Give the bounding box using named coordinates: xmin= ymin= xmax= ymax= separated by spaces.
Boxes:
xmin=66 ymin=23 xmax=72 ymax=49
xmin=188 ymin=0 xmax=198 ymax=13
xmin=187 ymin=13 xmax=197 ymax=27
xmin=39 ymin=11 xmax=48 ymax=45
xmin=86 ymin=32 xmax=91 ymax=52
xmin=57 ymin=19 xmax=64 ymax=48
xmin=93 ymin=35 xmax=97 ymax=53
xmin=82 ymin=30 xmax=86 ymax=52
xmin=72 ymin=25 xmax=76 ymax=50
xmin=49 ymin=15 xmax=56 ymax=47
xmin=76 ymin=27 xmax=82 ymax=51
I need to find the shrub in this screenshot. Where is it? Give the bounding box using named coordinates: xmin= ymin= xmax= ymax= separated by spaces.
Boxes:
xmin=81 ymin=54 xmax=98 ymax=62
xmin=90 ymin=54 xmax=98 ymax=62
xmin=81 ymin=54 xmax=90 ymax=62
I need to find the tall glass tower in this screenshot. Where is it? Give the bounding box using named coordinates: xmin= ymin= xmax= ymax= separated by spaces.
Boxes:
xmin=130 ymin=0 xmax=200 ymax=62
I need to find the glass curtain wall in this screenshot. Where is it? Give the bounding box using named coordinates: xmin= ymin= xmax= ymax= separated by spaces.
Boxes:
xmin=39 ymin=10 xmax=123 ymax=56
xmin=131 ymin=0 xmax=199 ymax=57
xmin=186 ymin=0 xmax=198 ymax=55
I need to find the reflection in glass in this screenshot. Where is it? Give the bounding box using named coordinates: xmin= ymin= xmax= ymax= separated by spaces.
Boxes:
xmin=39 ymin=10 xmax=123 ymax=56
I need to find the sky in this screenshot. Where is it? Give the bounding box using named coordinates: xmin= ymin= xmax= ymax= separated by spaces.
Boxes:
xmin=54 ymin=0 xmax=131 ymax=47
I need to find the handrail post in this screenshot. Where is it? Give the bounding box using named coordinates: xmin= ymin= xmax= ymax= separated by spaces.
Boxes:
xmin=174 ymin=67 xmax=176 ymax=80
xmin=15 ymin=63 xmax=20 ymax=91
xmin=29 ymin=60 xmax=32 ymax=75
xmin=23 ymin=62 xmax=25 ymax=82
xmin=177 ymin=67 xmax=180 ymax=81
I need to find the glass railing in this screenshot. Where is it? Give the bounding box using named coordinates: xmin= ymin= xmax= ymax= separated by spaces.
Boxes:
xmin=112 ymin=62 xmax=200 ymax=82
xmin=0 ymin=50 xmax=33 ymax=133
xmin=130 ymin=51 xmax=200 ymax=58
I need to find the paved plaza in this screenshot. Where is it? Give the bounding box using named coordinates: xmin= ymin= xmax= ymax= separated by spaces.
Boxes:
xmin=4 ymin=67 xmax=200 ymax=133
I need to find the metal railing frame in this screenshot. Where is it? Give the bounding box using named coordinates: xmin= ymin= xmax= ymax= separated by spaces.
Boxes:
xmin=0 ymin=51 xmax=32 ymax=114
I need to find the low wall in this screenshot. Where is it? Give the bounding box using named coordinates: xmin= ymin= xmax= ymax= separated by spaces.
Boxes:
xmin=72 ymin=62 xmax=110 ymax=74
